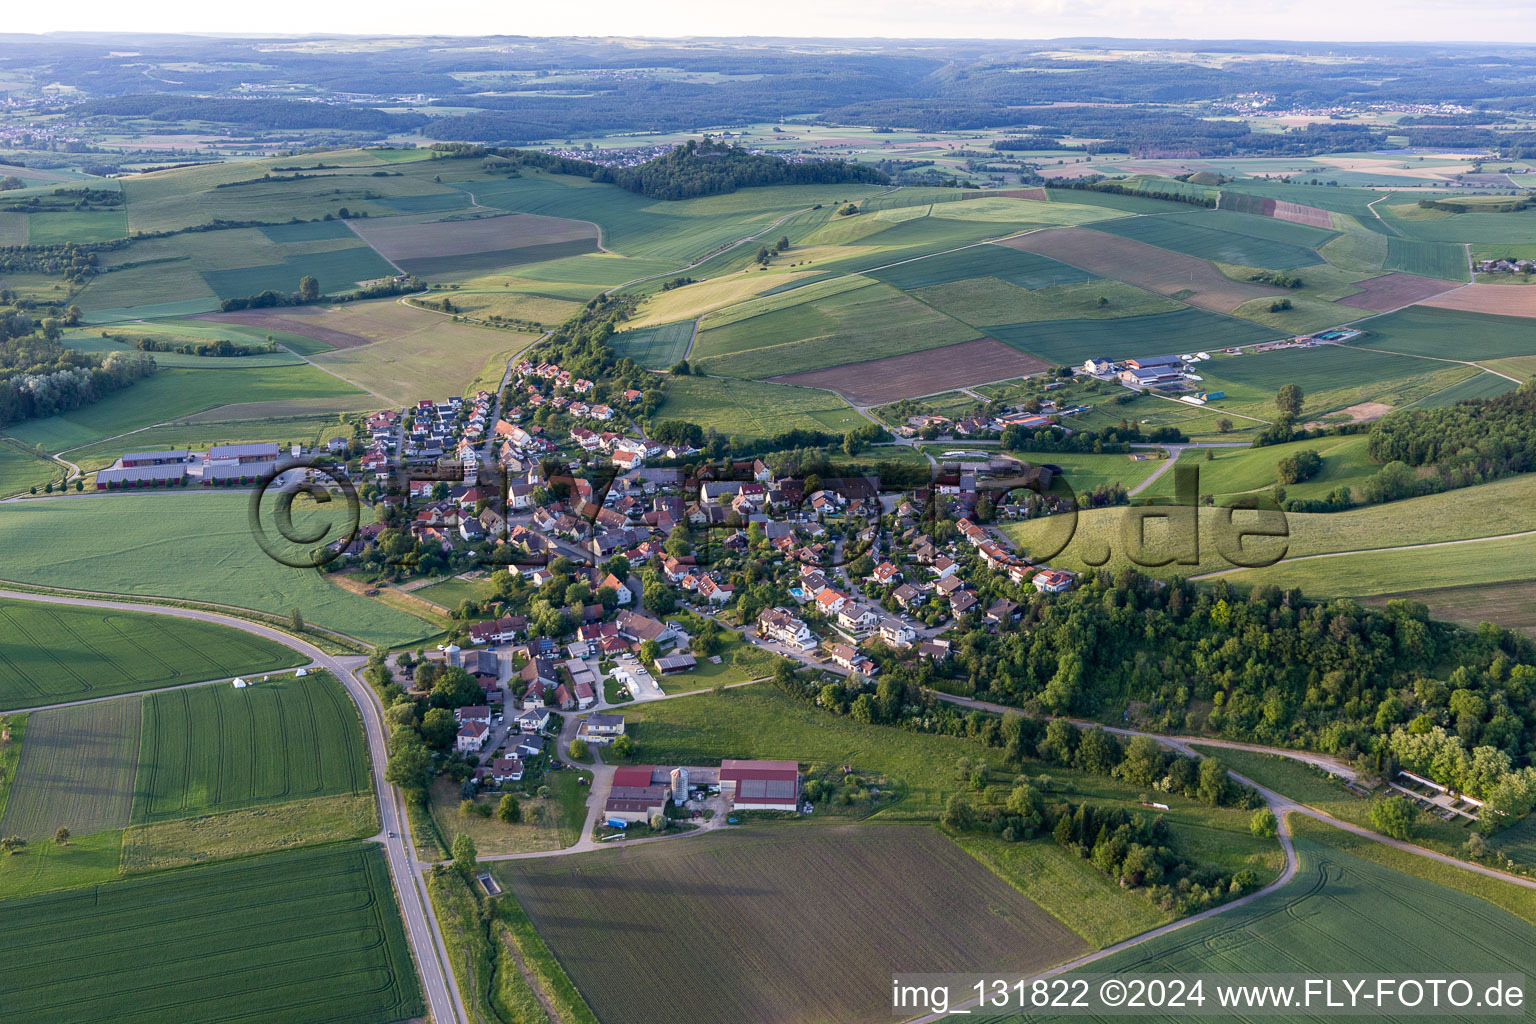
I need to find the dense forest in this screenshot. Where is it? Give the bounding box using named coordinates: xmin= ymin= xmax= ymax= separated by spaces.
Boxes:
xmin=1362 ymin=380 xmax=1536 ymax=501
xmin=0 ymin=307 xmax=156 ymax=427
xmin=777 ymin=564 xmax=1536 ymax=829
xmin=437 ymin=141 xmax=887 ymax=200
xmin=15 ymin=35 xmax=1536 ymax=150
xmin=78 ymin=95 xmax=426 ymax=133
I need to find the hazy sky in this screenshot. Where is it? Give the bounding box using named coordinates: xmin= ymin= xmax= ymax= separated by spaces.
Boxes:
xmin=8 ymin=0 xmax=1535 ymax=44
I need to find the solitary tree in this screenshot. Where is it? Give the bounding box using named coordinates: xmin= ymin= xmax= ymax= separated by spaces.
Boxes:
xmin=53 ymin=826 xmax=70 ymax=846
xmin=451 ymin=832 xmax=477 ymax=869
xmin=1249 ymin=808 xmax=1277 ymax=839
xmin=568 ymin=736 xmax=588 ymax=760
xmin=649 ymin=811 xmax=667 ymax=831
xmin=610 ymin=734 xmax=636 ymax=760
xmin=497 ymin=794 xmax=521 ymax=823
xmin=1216 ymin=418 xmax=1233 ymax=433
xmin=0 ymin=835 xmax=24 ymax=855
xmin=298 ymin=275 xmax=320 ymax=302
xmin=1275 ymin=383 xmax=1304 ymax=417
xmin=290 ymin=608 xmax=305 ymax=633
xmin=1370 ymin=796 xmax=1417 ymax=840
xmin=775 ymin=235 xmax=789 ymax=252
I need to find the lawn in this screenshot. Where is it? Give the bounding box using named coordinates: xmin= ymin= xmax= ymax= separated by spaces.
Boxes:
xmin=0 ymin=699 xmax=140 ymax=841
xmin=0 ymin=597 xmax=304 ymax=710
xmin=0 ymin=440 xmax=63 ymax=498
xmin=1351 ymin=305 xmax=1536 ymax=360
xmin=609 ymin=320 xmax=695 ymax=370
xmin=120 ymin=793 xmax=378 ymax=872
xmin=413 ymin=575 xmax=496 ymax=610
xmin=497 ymin=825 xmax=1089 ymax=1024
xmin=654 ymin=375 xmax=867 ymax=439
xmin=3 ymin=364 xmax=366 ymax=454
xmin=1011 ymin=450 xmax=1165 ymax=494
xmin=1004 ymin=471 xmax=1536 ymax=578
xmin=1088 ymin=214 xmax=1326 ymax=269
xmin=955 ymin=835 xmax=1172 ymax=949
xmin=0 ymin=494 xmax=437 ymax=647
xmin=1219 ymin=533 xmax=1536 ymax=597
xmin=0 ymin=843 xmax=423 ymax=1024
xmin=987 ymin=308 xmax=1280 ymax=366
xmin=132 ymin=672 xmax=369 ymax=823
xmin=976 ymin=831 xmax=1536 ymax=1023
xmin=1136 ymin=435 xmax=1378 ymax=504
xmin=691 ymin=277 xmax=978 ymax=379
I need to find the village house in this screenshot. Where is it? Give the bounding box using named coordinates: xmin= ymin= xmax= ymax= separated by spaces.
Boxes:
xmin=758 ymin=607 xmax=816 ymax=650
xmin=456 ymin=721 xmax=490 ymax=754
xmin=830 ymin=643 xmax=876 ymax=675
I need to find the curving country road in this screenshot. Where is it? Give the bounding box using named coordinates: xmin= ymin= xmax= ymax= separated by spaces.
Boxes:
xmin=0 ymin=589 xmax=468 ymax=1024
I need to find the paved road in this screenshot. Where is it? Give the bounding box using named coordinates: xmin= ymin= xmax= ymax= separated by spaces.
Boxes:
xmin=0 ymin=588 xmax=468 ymax=1024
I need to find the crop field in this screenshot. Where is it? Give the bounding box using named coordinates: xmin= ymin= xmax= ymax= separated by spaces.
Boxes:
xmin=0 ymin=598 xmax=303 ymax=710
xmin=1420 ymin=281 xmax=1536 ymax=319
xmin=988 ymin=308 xmax=1280 ymax=366
xmin=1218 ymin=191 xmax=1336 ymax=228
xmin=121 ymin=793 xmax=378 ymax=873
xmin=691 ymin=278 xmax=978 ymax=379
xmin=453 ymin=173 xmax=891 ymax=261
xmin=209 ymin=299 xmax=540 ymax=402
xmin=770 ymin=337 xmax=1050 ymax=405
xmin=63 ymin=414 xmax=364 ymax=475
xmin=975 ymin=832 xmax=1536 ymax=1024
xmin=258 ymin=220 xmax=359 ymax=244
xmin=654 ymin=375 xmax=867 ymax=437
xmin=1383 ymin=237 xmax=1470 ymax=281
xmin=1087 ymin=215 xmax=1326 ymax=269
xmin=1351 ymin=306 xmax=1536 ymax=360
xmin=920 ymin=278 xmax=1183 ymax=327
xmin=0 ymin=440 xmax=62 ymax=499
xmin=0 ymin=699 xmax=142 ymax=840
xmin=1335 ymin=272 xmax=1460 ymax=311
xmin=499 ymin=825 xmax=1088 ymax=1024
xmin=1378 ymin=204 xmax=1536 ymax=245
xmin=1163 ymin=209 xmax=1340 ymax=250
xmin=1414 ymin=371 xmax=1518 ymax=407
xmin=1197 ymin=343 xmax=1445 ymax=398
xmin=0 ymin=843 xmax=422 ymax=1024
xmin=3 ymin=364 xmax=366 ymax=454
xmin=0 ymin=494 xmax=437 ymax=647
xmin=348 ymin=211 xmax=599 ymax=278
xmin=133 ymin=673 xmax=368 ymax=823
xmin=201 ymin=246 xmax=397 ymax=301
xmin=866 ymin=242 xmax=1097 ymax=291
xmin=609 ymin=320 xmax=695 ymax=369
xmin=25 ymin=207 xmax=129 ymax=245
xmin=1000 ymin=227 xmax=1288 ymax=313
xmin=1005 ymin=471 xmax=1536 ymax=578
xmin=1361 ymin=580 xmax=1536 ymax=638
xmin=121 ymin=162 xmax=445 ymax=232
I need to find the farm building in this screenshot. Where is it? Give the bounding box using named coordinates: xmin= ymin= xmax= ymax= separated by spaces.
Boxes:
xmin=654 ymin=653 xmax=697 ymax=675
xmin=606 ymin=765 xmax=673 ymax=823
xmin=121 ymin=450 xmax=193 ymax=468
xmin=96 ymin=464 xmax=189 ymax=489
xmin=720 ymin=759 xmax=801 ymax=812
xmin=206 ymin=442 xmax=280 ymax=464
